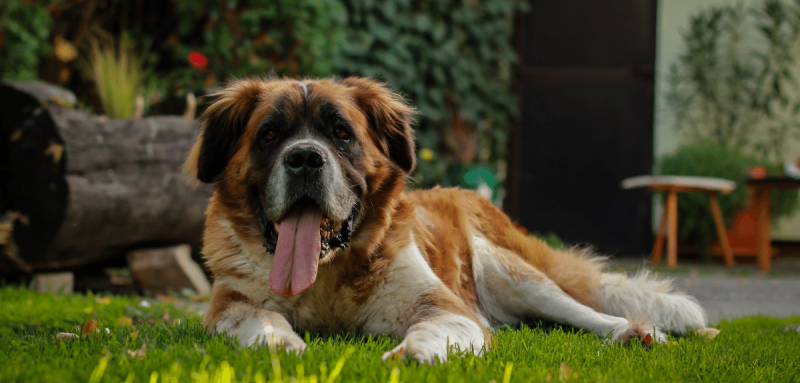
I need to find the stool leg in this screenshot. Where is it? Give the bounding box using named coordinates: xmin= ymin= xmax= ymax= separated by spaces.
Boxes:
xmin=707 ymin=192 xmax=735 ymax=268
xmin=755 ymin=188 xmax=772 ymax=272
xmin=652 ymin=201 xmax=669 ymax=267
xmin=666 ymin=190 xmax=678 ymax=269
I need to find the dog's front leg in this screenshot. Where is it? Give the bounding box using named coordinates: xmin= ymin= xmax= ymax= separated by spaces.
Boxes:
xmin=363 ymin=244 xmax=489 ymax=364
xmin=380 ymin=297 xmax=489 ymax=364
xmin=205 ymin=290 xmax=306 ymax=352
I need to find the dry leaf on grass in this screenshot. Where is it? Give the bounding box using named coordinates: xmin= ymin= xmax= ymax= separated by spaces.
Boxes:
xmin=127 ymin=344 xmax=147 ymax=361
xmin=129 ymin=330 xmax=139 ymax=341
xmin=82 ymin=320 xmax=99 ymax=337
xmin=697 ymin=328 xmax=721 ymax=339
xmin=53 ymin=332 xmax=78 ymax=344
xmin=559 ymin=363 xmax=574 ymax=381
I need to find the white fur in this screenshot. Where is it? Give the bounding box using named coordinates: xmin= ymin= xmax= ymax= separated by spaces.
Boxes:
xmin=597 ymin=271 xmax=707 ymax=332
xmin=359 ymin=241 xmax=441 ymax=335
xmin=362 ymin=242 xmax=485 ymax=363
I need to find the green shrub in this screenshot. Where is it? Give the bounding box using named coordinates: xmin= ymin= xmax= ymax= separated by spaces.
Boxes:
xmin=659 ymin=143 xmax=798 ymax=254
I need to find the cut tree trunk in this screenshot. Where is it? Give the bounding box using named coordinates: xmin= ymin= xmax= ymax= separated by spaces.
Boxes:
xmin=0 ymin=82 xmax=212 ymax=274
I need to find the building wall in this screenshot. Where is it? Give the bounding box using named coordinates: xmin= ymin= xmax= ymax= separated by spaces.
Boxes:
xmin=655 ymin=0 xmax=800 ymax=240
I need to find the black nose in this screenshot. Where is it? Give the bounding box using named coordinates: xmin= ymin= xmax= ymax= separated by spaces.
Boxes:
xmin=285 ymin=148 xmax=325 ymax=176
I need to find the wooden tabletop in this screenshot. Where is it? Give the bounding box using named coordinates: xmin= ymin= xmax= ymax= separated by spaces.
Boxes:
xmin=621 ymin=175 xmax=737 ymax=193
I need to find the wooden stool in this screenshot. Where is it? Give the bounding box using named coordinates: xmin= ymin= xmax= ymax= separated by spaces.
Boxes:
xmin=622 ymin=175 xmax=737 ymax=269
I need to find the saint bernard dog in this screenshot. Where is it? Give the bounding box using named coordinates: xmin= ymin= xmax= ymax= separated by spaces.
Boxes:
xmin=186 ymin=77 xmax=708 ymax=364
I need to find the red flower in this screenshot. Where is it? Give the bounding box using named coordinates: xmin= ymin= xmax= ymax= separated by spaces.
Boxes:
xmin=188 ymin=52 xmax=208 ymax=69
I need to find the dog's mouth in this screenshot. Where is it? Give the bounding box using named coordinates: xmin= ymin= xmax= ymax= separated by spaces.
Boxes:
xmin=263 ymin=197 xmax=354 ymax=296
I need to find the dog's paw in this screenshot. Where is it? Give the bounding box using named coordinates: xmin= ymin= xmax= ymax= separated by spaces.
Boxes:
xmin=236 ymin=319 xmax=307 ymax=353
xmin=381 ymin=337 xmax=443 ymax=365
xmin=609 ymin=320 xmax=667 ymax=345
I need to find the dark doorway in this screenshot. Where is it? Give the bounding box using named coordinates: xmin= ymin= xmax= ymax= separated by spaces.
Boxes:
xmin=505 ymin=1 xmax=657 ymax=256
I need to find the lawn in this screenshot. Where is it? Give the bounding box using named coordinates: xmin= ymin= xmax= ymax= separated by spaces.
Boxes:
xmin=1 ymin=285 xmax=799 ymax=383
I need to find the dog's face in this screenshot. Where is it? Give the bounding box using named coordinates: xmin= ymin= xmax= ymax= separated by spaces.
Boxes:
xmin=186 ymin=77 xmax=415 ymax=295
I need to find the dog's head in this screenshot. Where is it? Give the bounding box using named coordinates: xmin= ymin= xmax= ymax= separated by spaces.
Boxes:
xmin=186 ymin=77 xmax=415 ymax=295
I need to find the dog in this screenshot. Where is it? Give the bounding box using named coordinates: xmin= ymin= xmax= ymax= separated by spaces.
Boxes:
xmin=185 ymin=77 xmax=707 ymax=363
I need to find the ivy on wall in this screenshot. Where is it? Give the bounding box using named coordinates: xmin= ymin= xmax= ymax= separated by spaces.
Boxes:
xmin=335 ymin=0 xmax=528 ymax=192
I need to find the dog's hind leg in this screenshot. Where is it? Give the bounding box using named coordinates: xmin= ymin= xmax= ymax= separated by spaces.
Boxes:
xmin=472 ymin=237 xmax=666 ymax=343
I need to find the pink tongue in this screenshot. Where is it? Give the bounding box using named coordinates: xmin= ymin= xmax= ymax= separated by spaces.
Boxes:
xmin=268 ymin=205 xmax=323 ymax=295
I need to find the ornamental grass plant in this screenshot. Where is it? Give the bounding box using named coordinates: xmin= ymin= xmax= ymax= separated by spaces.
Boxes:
xmin=84 ymin=36 xmax=144 ymax=119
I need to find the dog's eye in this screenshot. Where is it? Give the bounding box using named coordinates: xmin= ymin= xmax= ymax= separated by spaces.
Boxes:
xmin=264 ymin=129 xmax=277 ymax=142
xmin=334 ymin=127 xmax=350 ymax=141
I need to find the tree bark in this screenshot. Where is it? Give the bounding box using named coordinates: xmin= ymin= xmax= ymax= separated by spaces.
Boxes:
xmin=1 ymin=82 xmax=211 ymax=274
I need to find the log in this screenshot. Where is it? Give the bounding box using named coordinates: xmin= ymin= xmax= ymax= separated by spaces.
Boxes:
xmin=0 ymin=82 xmax=212 ymax=274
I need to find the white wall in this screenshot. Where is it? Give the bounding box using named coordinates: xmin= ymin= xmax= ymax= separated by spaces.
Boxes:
xmin=655 ymin=0 xmax=800 ymax=240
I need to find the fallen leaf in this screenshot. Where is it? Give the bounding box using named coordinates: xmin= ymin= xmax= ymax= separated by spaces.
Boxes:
xmin=559 ymin=363 xmax=573 ymax=381
xmin=118 ymin=317 xmax=133 ymax=326
xmin=162 ymin=313 xmax=171 ymax=322
xmin=130 ymin=330 xmax=139 ymax=341
xmin=54 ymin=332 xmax=78 ymax=344
xmin=666 ymin=341 xmax=678 ymax=346
xmin=82 ymin=320 xmax=99 ymax=336
xmin=43 ymin=142 xmax=64 ymax=163
xmin=697 ymin=328 xmax=721 ymax=339
xmin=127 ymin=344 xmax=147 ymax=361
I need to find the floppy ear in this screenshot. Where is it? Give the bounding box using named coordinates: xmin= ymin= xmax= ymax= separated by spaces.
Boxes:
xmin=185 ymin=80 xmax=263 ymax=183
xmin=339 ymin=77 xmax=416 ymax=173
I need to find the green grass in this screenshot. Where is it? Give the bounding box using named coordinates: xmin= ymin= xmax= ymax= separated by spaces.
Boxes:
xmin=2 ymin=286 xmax=799 ymax=382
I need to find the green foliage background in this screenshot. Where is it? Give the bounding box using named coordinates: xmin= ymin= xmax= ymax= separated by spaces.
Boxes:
xmin=0 ymin=0 xmax=525 ymax=192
